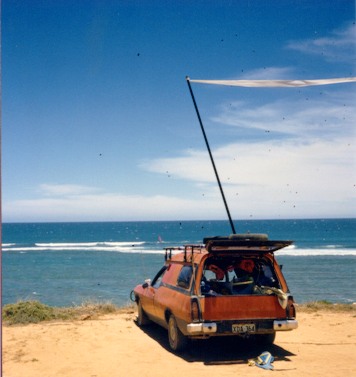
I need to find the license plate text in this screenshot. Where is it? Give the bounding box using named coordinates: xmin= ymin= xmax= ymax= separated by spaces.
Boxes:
xmin=232 ymin=323 xmax=256 ymax=333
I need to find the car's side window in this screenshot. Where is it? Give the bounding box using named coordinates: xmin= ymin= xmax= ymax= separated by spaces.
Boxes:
xmin=177 ymin=265 xmax=193 ymax=289
xmin=151 ymin=266 xmax=167 ymax=289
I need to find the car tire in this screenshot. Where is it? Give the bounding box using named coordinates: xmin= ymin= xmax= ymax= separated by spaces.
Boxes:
xmin=168 ymin=314 xmax=187 ymax=352
xmin=137 ymin=300 xmax=150 ymax=326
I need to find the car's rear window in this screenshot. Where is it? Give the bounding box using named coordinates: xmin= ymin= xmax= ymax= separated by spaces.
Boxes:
xmin=201 ymin=256 xmax=280 ymax=296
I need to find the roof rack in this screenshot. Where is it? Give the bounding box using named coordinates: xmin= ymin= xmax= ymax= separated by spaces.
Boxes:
xmin=164 ymin=244 xmax=204 ymax=262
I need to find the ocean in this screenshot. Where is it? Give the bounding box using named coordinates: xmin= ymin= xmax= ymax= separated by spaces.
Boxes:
xmin=2 ymin=219 xmax=356 ymax=307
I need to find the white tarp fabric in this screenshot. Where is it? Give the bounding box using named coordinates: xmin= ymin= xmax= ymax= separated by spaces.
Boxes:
xmin=188 ymin=77 xmax=356 ymax=87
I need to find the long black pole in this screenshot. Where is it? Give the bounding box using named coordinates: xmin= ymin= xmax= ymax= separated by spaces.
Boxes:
xmin=186 ymin=76 xmax=236 ymax=234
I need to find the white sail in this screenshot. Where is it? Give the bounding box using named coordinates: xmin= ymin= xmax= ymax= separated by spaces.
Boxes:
xmin=188 ymin=77 xmax=356 ymax=87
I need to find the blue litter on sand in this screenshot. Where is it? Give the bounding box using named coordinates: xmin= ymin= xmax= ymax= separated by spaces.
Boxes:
xmin=248 ymin=351 xmax=274 ymax=370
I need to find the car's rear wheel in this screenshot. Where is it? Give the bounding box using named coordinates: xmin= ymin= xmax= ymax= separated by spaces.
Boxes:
xmin=168 ymin=314 xmax=187 ymax=351
xmin=137 ymin=300 xmax=150 ymax=326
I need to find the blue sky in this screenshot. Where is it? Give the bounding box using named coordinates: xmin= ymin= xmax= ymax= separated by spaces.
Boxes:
xmin=2 ymin=1 xmax=355 ymax=222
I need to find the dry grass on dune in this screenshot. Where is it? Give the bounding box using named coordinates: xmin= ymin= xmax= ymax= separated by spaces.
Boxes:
xmin=2 ymin=300 xmax=135 ymax=325
xmin=297 ymin=300 xmax=356 ymax=314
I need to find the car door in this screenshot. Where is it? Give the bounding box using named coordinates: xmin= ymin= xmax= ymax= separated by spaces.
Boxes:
xmin=141 ymin=266 xmax=167 ymax=318
xmin=153 ymin=264 xmax=194 ymax=323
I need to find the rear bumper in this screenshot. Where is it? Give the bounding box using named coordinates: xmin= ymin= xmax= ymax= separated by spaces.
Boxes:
xmin=187 ymin=322 xmax=217 ymax=334
xmin=273 ymin=319 xmax=298 ymax=331
xmin=186 ymin=318 xmax=298 ymax=336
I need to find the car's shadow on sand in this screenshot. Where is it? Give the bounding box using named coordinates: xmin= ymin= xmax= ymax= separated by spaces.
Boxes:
xmin=135 ymin=320 xmax=296 ymax=365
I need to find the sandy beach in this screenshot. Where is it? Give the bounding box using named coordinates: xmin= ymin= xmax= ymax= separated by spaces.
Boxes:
xmin=3 ymin=308 xmax=356 ymax=377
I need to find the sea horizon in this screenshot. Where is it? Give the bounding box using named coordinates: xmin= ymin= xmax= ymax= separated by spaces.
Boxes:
xmin=3 ymin=216 xmax=355 ymax=224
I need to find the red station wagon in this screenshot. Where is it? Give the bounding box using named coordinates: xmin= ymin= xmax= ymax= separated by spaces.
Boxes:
xmin=132 ymin=234 xmax=298 ymax=351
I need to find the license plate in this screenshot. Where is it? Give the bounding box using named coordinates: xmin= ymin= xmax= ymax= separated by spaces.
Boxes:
xmin=232 ymin=323 xmax=256 ymax=333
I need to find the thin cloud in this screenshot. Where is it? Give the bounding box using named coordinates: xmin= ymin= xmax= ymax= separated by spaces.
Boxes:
xmin=286 ymin=24 xmax=356 ymax=62
xmin=139 ymin=136 xmax=355 ymax=219
xmin=4 ymin=192 xmax=223 ymax=222
xmin=39 ymin=183 xmax=101 ymax=196
xmin=144 ymin=137 xmax=355 ymax=187
xmin=140 ymin=149 xmax=213 ymax=183
xmin=212 ymin=90 xmax=355 ymax=138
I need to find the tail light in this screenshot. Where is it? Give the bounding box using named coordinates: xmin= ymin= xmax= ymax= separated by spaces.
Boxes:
xmin=191 ymin=298 xmax=201 ymax=322
xmin=286 ymin=296 xmax=296 ymax=319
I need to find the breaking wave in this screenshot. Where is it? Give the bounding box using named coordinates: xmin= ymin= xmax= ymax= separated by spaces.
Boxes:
xmin=2 ymin=241 xmax=160 ymax=254
xmin=3 ymin=241 xmax=356 ymax=256
xmin=275 ymin=244 xmax=356 ymax=256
